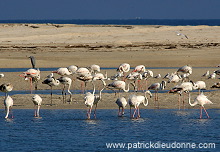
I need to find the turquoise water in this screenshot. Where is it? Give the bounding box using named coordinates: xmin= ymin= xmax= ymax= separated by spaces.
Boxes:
xmin=1 ymin=109 xmax=219 ymax=151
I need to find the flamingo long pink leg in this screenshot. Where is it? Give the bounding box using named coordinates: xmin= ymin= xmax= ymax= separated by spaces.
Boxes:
xmin=202 ymin=106 xmax=210 ymax=118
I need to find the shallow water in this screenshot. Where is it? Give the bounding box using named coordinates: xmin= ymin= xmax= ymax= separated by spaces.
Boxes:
xmin=0 ymin=109 xmax=219 ymax=151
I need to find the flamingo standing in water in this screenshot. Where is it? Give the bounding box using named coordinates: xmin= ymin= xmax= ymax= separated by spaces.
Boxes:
xmin=84 ymin=80 xmax=106 ymax=119
xmin=4 ymin=95 xmax=13 ymax=119
xmin=188 ymin=92 xmax=213 ymax=119
xmin=148 ymin=81 xmax=166 ymax=108
xmin=107 ymin=80 xmax=130 ymax=97
xmin=128 ymin=90 xmax=152 ymax=118
xmin=32 ymin=94 xmax=42 ymax=117
xmin=57 ymin=76 xmax=73 ymax=103
xmin=42 ymin=76 xmax=60 ymax=105
xmin=115 ymin=97 xmax=127 ymax=116
xmin=0 ymin=83 xmax=13 ymax=97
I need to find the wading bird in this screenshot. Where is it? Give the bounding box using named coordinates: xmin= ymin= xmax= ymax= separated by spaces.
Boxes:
xmin=128 ymin=90 xmax=152 ymax=118
xmin=211 ymin=82 xmax=220 ymax=88
xmin=57 ymin=76 xmax=73 ymax=103
xmin=117 ymin=63 xmax=130 ymax=80
xmin=0 ymin=83 xmax=13 ymax=97
xmin=115 ymin=97 xmax=127 ymax=116
xmin=32 ymin=94 xmax=42 ymax=117
xmin=107 ymin=80 xmax=130 ymax=97
xmin=175 ymin=31 xmax=188 ymax=39
xmin=4 ymin=95 xmax=13 ymax=119
xmin=188 ymin=92 xmax=213 ymax=119
xmin=53 ymin=67 xmax=72 ymax=76
xmin=42 ymin=76 xmax=60 ymax=105
xmin=19 ymin=68 xmax=40 ymax=93
xmin=148 ymin=81 xmax=166 ymax=108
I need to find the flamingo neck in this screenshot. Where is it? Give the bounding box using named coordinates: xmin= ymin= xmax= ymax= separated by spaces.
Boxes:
xmin=123 ymin=82 xmax=130 ymax=92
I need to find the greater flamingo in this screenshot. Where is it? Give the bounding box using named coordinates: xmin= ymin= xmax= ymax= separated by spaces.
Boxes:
xmin=19 ymin=68 xmax=40 ymax=93
xmin=177 ymin=65 xmax=192 ymax=76
xmin=90 ymin=64 xmax=100 ymax=74
xmin=168 ymin=81 xmax=194 ymax=109
xmin=107 ymin=80 xmax=130 ymax=97
xmin=208 ymin=73 xmax=216 ymax=79
xmin=57 ymin=76 xmax=73 ymax=103
xmin=148 ymin=81 xmax=166 ymax=108
xmin=68 ymin=65 xmax=78 ymax=74
xmin=142 ymin=70 xmax=153 ymax=90
xmin=192 ymin=81 xmax=206 ymax=94
xmin=84 ymin=80 xmax=106 ymax=119
xmin=0 ymin=83 xmax=13 ymax=97
xmin=4 ymin=95 xmax=13 ymax=119
xmin=115 ymin=97 xmax=127 ymax=116
xmin=188 ymin=92 xmax=213 ymax=119
xmin=53 ymin=67 xmax=72 ymax=76
xmin=42 ymin=76 xmax=60 ymax=105
xmin=133 ymin=65 xmax=146 ymax=73
xmin=0 ymin=73 xmax=4 ymax=78
xmin=117 ymin=63 xmax=130 ymax=79
xmin=126 ymin=72 xmax=143 ymax=91
xmin=128 ymin=90 xmax=152 ymax=118
xmin=211 ymin=82 xmax=220 ymax=88
xmin=202 ymin=70 xmax=209 ymax=77
xmin=32 ymin=94 xmax=42 ymax=117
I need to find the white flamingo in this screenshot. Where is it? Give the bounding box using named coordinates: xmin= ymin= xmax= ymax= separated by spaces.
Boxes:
xmin=32 ymin=94 xmax=42 ymax=117
xmin=90 ymin=64 xmax=100 ymax=74
xmin=115 ymin=97 xmax=127 ymax=116
xmin=84 ymin=80 xmax=106 ymax=119
xmin=53 ymin=67 xmax=72 ymax=76
xmin=126 ymin=72 xmax=142 ymax=91
xmin=0 ymin=83 xmax=13 ymax=97
xmin=211 ymin=82 xmax=220 ymax=88
xmin=68 ymin=65 xmax=78 ymax=74
xmin=128 ymin=90 xmax=152 ymax=118
xmin=168 ymin=81 xmax=194 ymax=109
xmin=188 ymin=92 xmax=213 ymax=119
xmin=4 ymin=95 xmax=13 ymax=119
xmin=19 ymin=68 xmax=40 ymax=93
xmin=117 ymin=63 xmax=130 ymax=79
xmin=208 ymin=73 xmax=216 ymax=79
xmin=142 ymin=70 xmax=154 ymax=90
xmin=42 ymin=76 xmax=60 ymax=105
xmin=0 ymin=73 xmax=4 ymax=78
xmin=148 ymin=81 xmax=166 ymax=108
xmin=107 ymin=80 xmax=130 ymax=97
xmin=177 ymin=65 xmax=192 ymax=75
xmin=133 ymin=65 xmax=146 ymax=73
xmin=57 ymin=76 xmax=73 ymax=103
xmin=192 ymin=81 xmax=206 ymax=94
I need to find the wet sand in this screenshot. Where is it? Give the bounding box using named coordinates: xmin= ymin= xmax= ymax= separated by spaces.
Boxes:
xmin=0 ymin=24 xmax=219 ymax=110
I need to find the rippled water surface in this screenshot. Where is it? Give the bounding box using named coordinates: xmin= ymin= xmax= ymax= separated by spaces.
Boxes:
xmin=1 ymin=109 xmax=219 ymax=151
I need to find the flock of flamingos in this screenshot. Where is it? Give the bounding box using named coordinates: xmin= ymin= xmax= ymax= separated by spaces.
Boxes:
xmin=0 ymin=56 xmax=220 ymax=120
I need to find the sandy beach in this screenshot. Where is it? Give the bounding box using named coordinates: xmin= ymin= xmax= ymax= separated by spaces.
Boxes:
xmin=0 ymin=24 xmax=219 ymax=110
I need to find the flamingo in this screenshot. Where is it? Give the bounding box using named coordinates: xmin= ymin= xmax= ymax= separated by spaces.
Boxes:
xmin=177 ymin=65 xmax=192 ymax=75
xmin=154 ymin=74 xmax=161 ymax=79
xmin=84 ymin=80 xmax=106 ymax=119
xmin=128 ymin=90 xmax=152 ymax=118
xmin=67 ymin=65 xmax=78 ymax=74
xmin=168 ymin=72 xmax=182 ymax=83
xmin=115 ymin=97 xmax=127 ymax=116
xmin=126 ymin=72 xmax=143 ymax=91
xmin=214 ymin=69 xmax=220 ymax=76
xmin=32 ymin=94 xmax=42 ymax=117
xmin=0 ymin=83 xmax=13 ymax=97
xmin=4 ymin=95 xmax=13 ymax=119
xmin=53 ymin=67 xmax=72 ymax=76
xmin=208 ymin=73 xmax=216 ymax=79
xmin=188 ymin=92 xmax=213 ymax=119
xmin=42 ymin=76 xmax=60 ymax=105
xmin=168 ymin=81 xmax=194 ymax=109
xmin=211 ymin=82 xmax=220 ymax=88
xmin=202 ymin=70 xmax=209 ymax=77
xmin=142 ymin=70 xmax=153 ymax=90
xmin=192 ymin=81 xmax=206 ymax=94
xmin=90 ymin=64 xmax=100 ymax=74
xmin=107 ymin=80 xmax=130 ymax=97
xmin=148 ymin=81 xmax=166 ymax=108
xmin=117 ymin=63 xmax=130 ymax=79
xmin=133 ymin=65 xmax=146 ymax=73
xmin=76 ymin=67 xmax=92 ymax=91
xmin=0 ymin=73 xmax=4 ymax=78
xmin=19 ymin=68 xmax=40 ymax=93
xmin=57 ymin=76 xmax=73 ymax=103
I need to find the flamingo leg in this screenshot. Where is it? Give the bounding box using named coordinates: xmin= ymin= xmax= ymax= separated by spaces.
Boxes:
xmin=94 ymin=104 xmax=97 ymax=119
xmin=122 ymin=107 xmax=125 ymax=115
xmin=130 ymin=107 xmax=132 ymax=118
xmin=200 ymin=106 xmax=203 ymax=119
xmin=133 ymin=108 xmax=137 ymax=118
xmin=178 ymin=94 xmax=181 ymax=110
xmin=202 ymin=106 xmax=210 ymax=118
xmin=50 ymin=87 xmax=53 ymax=106
xmin=30 ymin=77 xmax=33 ymax=94
xmin=137 ymin=107 xmax=140 ymax=118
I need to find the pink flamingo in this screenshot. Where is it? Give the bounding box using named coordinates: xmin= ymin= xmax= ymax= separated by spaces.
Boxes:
xmin=4 ymin=95 xmax=13 ymax=119
xmin=32 ymin=94 xmax=42 ymax=117
xmin=107 ymin=80 xmax=130 ymax=97
xmin=188 ymin=92 xmax=213 ymax=119
xmin=115 ymin=97 xmax=127 ymax=116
